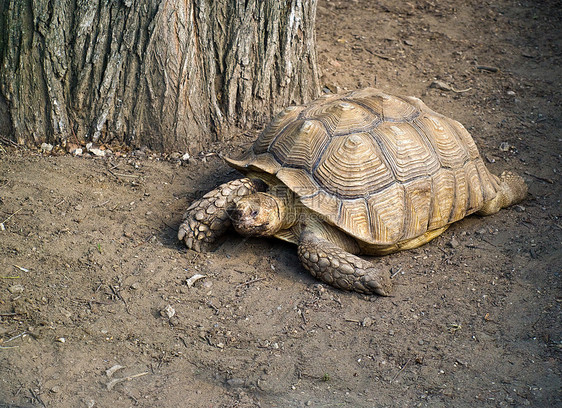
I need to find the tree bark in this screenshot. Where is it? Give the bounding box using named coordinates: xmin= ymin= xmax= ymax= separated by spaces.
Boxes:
xmin=0 ymin=0 xmax=319 ymax=152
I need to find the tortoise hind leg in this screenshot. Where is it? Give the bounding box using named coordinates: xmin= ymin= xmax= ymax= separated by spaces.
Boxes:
xmin=478 ymin=171 xmax=527 ymax=216
xmin=297 ymin=230 xmax=392 ymax=296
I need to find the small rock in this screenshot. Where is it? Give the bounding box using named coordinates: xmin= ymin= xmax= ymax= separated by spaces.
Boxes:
xmin=181 ymin=152 xmax=190 ymax=161
xmin=418 ymin=339 xmax=424 ymax=345
xmin=322 ymin=82 xmax=340 ymax=94
xmin=361 ymin=317 xmax=373 ymax=327
xmin=41 ymin=143 xmax=54 ymax=153
xmin=74 ymin=204 xmax=84 ymax=211
xmin=160 ymin=304 xmax=175 ymax=319
xmin=430 ymin=80 xmax=453 ymax=92
xmin=56 ymin=337 xmax=66 ymax=343
xmin=475 ymin=228 xmax=487 ymax=235
xmin=506 ymin=90 xmax=516 ymax=96
xmin=123 ymin=227 xmax=134 ymax=238
xmin=226 ymin=378 xmax=245 ymax=388
xmin=59 ymin=307 xmax=72 ymax=319
xmin=328 ymin=58 xmax=341 ymax=68
xmin=50 ymin=386 xmax=61 ymax=393
xmin=8 ymin=284 xmax=24 ymax=294
xmin=130 ymin=282 xmax=140 ymax=290
xmin=132 ymin=149 xmax=147 ymax=158
xmin=514 ymin=205 xmax=526 ymax=212
xmin=312 ymin=283 xmax=326 ymax=293
xmin=89 ymin=148 xmax=105 ymax=157
xmin=499 ymin=142 xmax=510 ymax=152
xmin=66 ymin=143 xmax=83 ymax=156
xmin=448 ymin=237 xmax=460 ymax=249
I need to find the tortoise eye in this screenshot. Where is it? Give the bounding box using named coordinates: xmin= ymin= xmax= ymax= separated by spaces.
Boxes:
xmin=251 ymin=210 xmax=259 ymax=217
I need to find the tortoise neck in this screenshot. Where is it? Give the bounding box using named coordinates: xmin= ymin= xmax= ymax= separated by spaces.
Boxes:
xmin=268 ymin=187 xmax=299 ymax=230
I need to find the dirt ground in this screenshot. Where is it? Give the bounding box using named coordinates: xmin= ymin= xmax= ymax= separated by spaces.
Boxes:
xmin=1 ymin=0 xmax=560 ymax=407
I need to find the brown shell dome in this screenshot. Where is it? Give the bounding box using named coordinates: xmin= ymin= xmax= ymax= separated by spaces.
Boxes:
xmin=226 ymin=88 xmax=500 ymax=245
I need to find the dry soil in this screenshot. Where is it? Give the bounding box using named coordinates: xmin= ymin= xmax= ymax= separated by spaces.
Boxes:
xmin=0 ymin=0 xmax=560 ymax=407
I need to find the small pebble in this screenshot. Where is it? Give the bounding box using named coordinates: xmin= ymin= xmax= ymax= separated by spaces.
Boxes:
xmin=89 ymin=148 xmax=105 ymax=157
xmin=430 ymin=80 xmax=454 ymax=92
xmin=499 ymin=142 xmax=510 ymax=152
xmin=362 ymin=317 xmax=373 ymax=327
xmin=160 ymin=305 xmax=175 ymax=319
xmin=8 ymin=284 xmax=24 ymax=294
xmin=50 ymin=386 xmax=61 ymax=393
xmin=41 ymin=143 xmax=54 ymax=153
xmin=227 ymin=378 xmax=245 ymax=388
xmin=448 ymin=237 xmax=460 ymax=249
xmin=514 ymin=205 xmax=526 ymax=212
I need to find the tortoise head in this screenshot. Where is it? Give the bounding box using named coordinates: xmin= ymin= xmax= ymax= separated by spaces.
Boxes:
xmin=230 ymin=192 xmax=284 ymax=237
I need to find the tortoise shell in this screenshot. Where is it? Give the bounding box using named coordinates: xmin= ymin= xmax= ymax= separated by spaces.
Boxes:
xmin=226 ymin=88 xmax=500 ymax=245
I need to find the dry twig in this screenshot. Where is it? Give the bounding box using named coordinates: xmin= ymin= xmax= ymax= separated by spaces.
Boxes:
xmin=391 ymin=358 xmax=412 ymax=382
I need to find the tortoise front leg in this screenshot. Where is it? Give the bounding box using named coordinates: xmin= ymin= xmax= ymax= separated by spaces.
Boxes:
xmin=297 ymin=230 xmax=392 ymax=296
xmin=178 ymin=178 xmax=265 ymax=252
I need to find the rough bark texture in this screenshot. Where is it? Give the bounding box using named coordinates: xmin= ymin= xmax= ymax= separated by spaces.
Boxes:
xmin=0 ymin=0 xmax=319 ymax=152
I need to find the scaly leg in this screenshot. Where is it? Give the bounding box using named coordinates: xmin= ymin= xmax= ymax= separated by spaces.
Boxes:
xmin=478 ymin=171 xmax=527 ymax=216
xmin=298 ymin=230 xmax=392 ymax=296
xmin=178 ymin=178 xmax=265 ymax=252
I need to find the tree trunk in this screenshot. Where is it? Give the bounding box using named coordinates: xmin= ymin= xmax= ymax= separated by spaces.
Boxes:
xmin=0 ymin=0 xmax=319 ymax=152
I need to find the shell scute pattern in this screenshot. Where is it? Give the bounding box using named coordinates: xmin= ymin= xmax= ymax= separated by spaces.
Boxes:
xmin=226 ymin=88 xmax=499 ymax=245
xmin=302 ymin=99 xmax=381 ymax=136
xmin=254 ymin=105 xmax=305 ymax=154
xmin=372 ymin=121 xmax=441 ymax=183
xmin=313 ymin=132 xmax=393 ymax=199
xmin=268 ymin=119 xmax=330 ymax=172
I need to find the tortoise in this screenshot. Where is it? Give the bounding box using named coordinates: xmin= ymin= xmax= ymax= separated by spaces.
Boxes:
xmin=178 ymin=88 xmax=527 ymax=295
